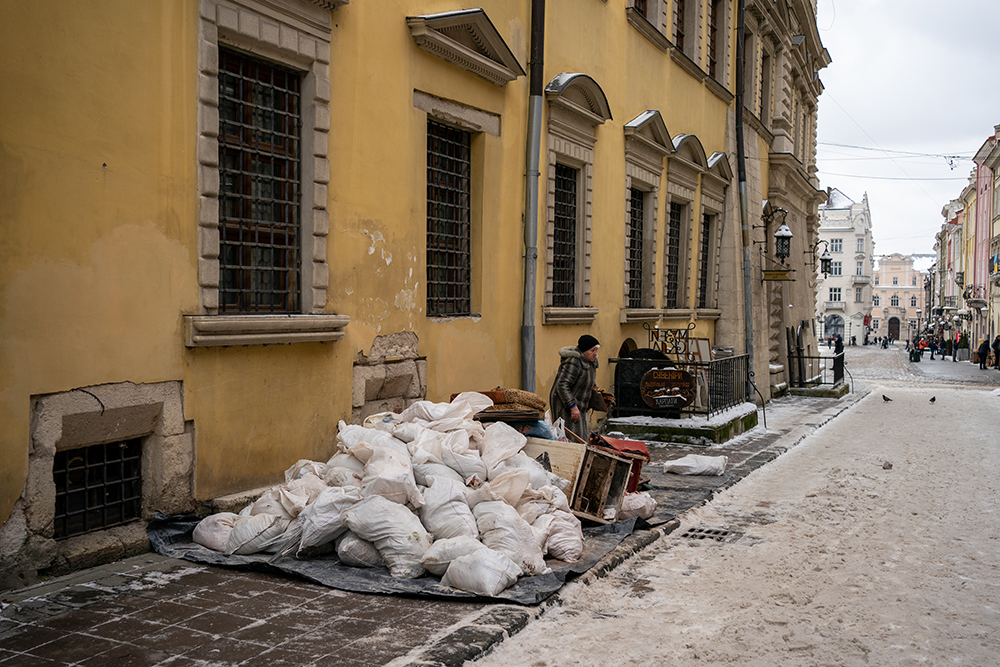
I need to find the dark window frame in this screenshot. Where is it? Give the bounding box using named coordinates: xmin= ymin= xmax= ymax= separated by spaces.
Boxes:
xmin=553 ymin=163 xmax=580 ymax=308
xmin=665 ymin=201 xmax=684 ymax=309
xmin=53 ymin=439 xmax=142 ymax=539
xmin=627 ymin=187 xmax=646 ymax=309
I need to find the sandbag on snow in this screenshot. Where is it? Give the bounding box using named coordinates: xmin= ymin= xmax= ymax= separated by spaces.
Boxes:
xmin=412 ymin=462 xmax=465 ymax=487
xmin=543 ymin=510 xmax=584 ymax=563
xmin=419 ymin=476 xmax=478 ymax=540
xmin=298 ymin=485 xmax=363 ymax=553
xmin=419 ymin=536 xmax=486 ymax=576
xmin=360 ymin=446 xmax=424 ymax=508
xmin=326 ymin=451 xmax=365 ymax=473
xmin=474 ymin=501 xmax=549 ymax=576
xmin=441 ymin=548 xmax=523 ymax=597
xmin=344 ymin=495 xmax=433 ymax=579
xmin=226 ymin=513 xmax=292 ymax=555
xmin=619 ymin=491 xmax=657 ymax=520
xmin=663 ymin=454 xmax=728 ymax=476
xmin=479 ymin=422 xmax=527 ymax=474
xmin=336 ymin=531 xmax=383 ymax=568
xmin=192 ymin=512 xmax=239 ymax=552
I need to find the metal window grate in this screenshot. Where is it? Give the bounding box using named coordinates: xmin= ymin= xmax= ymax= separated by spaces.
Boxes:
xmin=53 ymin=439 xmax=142 ymax=539
xmin=426 ymin=120 xmax=472 ymax=317
xmin=707 ymin=0 xmax=720 ymax=79
xmin=673 ymin=0 xmax=686 ymax=52
xmin=633 ymin=0 xmax=648 ymax=18
xmin=665 ymin=202 xmax=683 ymax=308
xmin=218 ymin=48 xmax=301 ymax=313
xmin=553 ymin=163 xmax=578 ymax=308
xmin=698 ymin=213 xmax=712 ymax=308
xmin=628 ymin=188 xmax=645 ymax=309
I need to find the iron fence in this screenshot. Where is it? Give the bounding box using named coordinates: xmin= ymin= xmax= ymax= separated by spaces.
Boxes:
xmin=788 ymin=352 xmax=844 ymax=388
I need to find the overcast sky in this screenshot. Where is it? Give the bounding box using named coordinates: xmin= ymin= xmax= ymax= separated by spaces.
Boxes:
xmin=814 ymin=0 xmax=1000 ymax=261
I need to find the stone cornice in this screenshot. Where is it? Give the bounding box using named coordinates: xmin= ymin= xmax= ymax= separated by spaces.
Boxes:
xmin=407 ymin=9 xmax=524 ymax=87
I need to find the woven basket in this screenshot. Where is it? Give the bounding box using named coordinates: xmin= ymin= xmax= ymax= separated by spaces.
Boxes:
xmin=495 ymin=387 xmax=547 ymax=411
xmin=483 ymin=402 xmax=539 ymax=413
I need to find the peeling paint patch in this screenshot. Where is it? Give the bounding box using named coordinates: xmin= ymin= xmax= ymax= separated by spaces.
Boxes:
xmin=395 ymin=289 xmax=416 ymax=311
xmin=345 ymin=287 xmax=354 ymax=295
xmin=382 ymin=248 xmax=392 ymax=265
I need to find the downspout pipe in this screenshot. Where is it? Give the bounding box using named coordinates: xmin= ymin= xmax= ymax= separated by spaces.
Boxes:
xmin=522 ymin=0 xmax=545 ymax=393
xmin=735 ymin=0 xmax=755 ymax=399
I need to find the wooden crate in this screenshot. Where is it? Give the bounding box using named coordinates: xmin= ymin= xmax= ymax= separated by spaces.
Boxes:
xmin=570 ymin=446 xmax=633 ymax=524
xmin=523 ymin=437 xmax=586 ymax=500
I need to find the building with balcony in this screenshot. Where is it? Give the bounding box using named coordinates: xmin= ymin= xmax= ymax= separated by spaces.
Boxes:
xmin=814 ymin=188 xmax=874 ymax=343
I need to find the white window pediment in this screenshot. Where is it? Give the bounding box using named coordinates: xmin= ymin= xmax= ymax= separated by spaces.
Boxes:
xmin=407 ymin=9 xmax=525 ymax=86
xmin=625 ymin=110 xmax=673 ymax=171
xmin=546 ymin=73 xmax=613 ymax=128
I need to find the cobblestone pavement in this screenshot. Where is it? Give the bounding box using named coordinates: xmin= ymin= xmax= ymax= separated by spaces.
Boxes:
xmin=3 ymin=346 xmax=967 ymax=667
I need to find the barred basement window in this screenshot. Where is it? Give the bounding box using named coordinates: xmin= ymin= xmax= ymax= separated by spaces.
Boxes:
xmin=218 ymin=48 xmax=302 ymax=313
xmin=627 ymin=188 xmax=646 ymax=309
xmin=698 ymin=213 xmax=712 ymax=308
xmin=53 ymin=439 xmax=142 ymax=539
xmin=553 ymin=163 xmax=579 ymax=308
xmin=426 ymin=120 xmax=472 ymax=317
xmin=665 ymin=201 xmax=683 ymax=308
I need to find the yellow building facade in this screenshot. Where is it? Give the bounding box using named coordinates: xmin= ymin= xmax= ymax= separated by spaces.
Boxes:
xmin=1 ymin=0 xmax=827 ymax=581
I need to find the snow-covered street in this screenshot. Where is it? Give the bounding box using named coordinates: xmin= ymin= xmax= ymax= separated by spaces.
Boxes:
xmin=473 ymin=382 xmax=1000 ymax=666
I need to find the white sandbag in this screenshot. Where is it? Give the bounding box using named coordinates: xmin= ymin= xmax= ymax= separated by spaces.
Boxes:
xmin=249 ymin=485 xmax=309 ymax=520
xmin=298 ymin=485 xmax=363 ymax=552
xmin=360 ymin=446 xmax=424 ymax=508
xmin=466 ymin=469 xmax=531 ymax=509
xmin=663 ymin=454 xmax=728 ymax=476
xmin=327 ymin=451 xmax=365 ymax=473
xmin=192 ymin=512 xmax=239 ymax=552
xmin=392 ymin=421 xmax=423 ymax=444
xmin=489 ymin=453 xmax=566 ymax=491
xmin=286 ymin=472 xmax=328 ymax=504
xmin=284 ymin=459 xmax=326 ymax=483
xmin=412 ymin=462 xmax=465 ymax=487
xmin=322 ymin=466 xmax=363 ymax=487
xmin=409 ymin=428 xmax=450 ymax=466
xmin=363 ymin=411 xmax=400 ymax=432
xmin=419 ymin=536 xmax=486 ymax=576
xmin=344 ymin=495 xmax=433 ymax=579
xmin=544 ymin=510 xmax=584 ymax=563
xmin=529 ymin=513 xmax=555 ymax=552
xmin=260 ymin=517 xmax=303 ymax=554
xmin=337 ymin=421 xmax=410 ymax=457
xmin=441 ymin=548 xmax=523 ymax=597
xmin=517 ymin=484 xmax=572 ymax=515
xmin=441 ymin=444 xmax=488 ymax=484
xmin=419 ymin=476 xmax=478 ymax=540
xmin=474 ymin=501 xmax=549 ymax=576
xmin=397 ymin=392 xmax=493 ymax=424
xmin=336 ymin=531 xmax=383 ymax=568
xmin=226 ymin=513 xmax=291 ymax=555
xmin=479 ymin=422 xmax=527 ymax=474
xmin=619 ymin=491 xmax=658 ymax=520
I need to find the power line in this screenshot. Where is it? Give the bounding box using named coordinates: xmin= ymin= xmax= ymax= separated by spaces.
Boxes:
xmin=818 ymin=141 xmax=974 ymax=160
xmin=818 ymin=171 xmax=967 ymax=181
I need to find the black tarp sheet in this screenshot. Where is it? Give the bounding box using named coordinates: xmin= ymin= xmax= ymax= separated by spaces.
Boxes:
xmin=147 ymin=513 xmax=636 ymax=606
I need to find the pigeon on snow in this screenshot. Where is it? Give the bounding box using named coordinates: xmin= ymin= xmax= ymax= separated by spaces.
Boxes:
xmin=882 ymin=395 xmax=892 ymax=402
xmin=929 ymin=396 xmax=936 ymax=403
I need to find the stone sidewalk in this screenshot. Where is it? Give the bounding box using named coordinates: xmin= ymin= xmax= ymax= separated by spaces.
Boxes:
xmin=1 ymin=390 xmax=867 ymax=667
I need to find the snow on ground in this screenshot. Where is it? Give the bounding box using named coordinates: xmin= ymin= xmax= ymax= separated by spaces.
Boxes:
xmin=472 ymin=384 xmax=1000 ymax=667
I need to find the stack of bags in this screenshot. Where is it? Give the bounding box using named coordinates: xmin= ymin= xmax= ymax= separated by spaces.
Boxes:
xmin=192 ymin=392 xmax=584 ymax=597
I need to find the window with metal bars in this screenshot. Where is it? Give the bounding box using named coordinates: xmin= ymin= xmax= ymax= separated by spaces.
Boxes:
xmin=633 ymin=0 xmax=649 ymax=18
xmin=698 ymin=213 xmax=713 ymax=308
xmin=673 ymin=0 xmax=686 ymax=52
xmin=218 ymin=48 xmax=302 ymax=313
xmin=628 ymin=188 xmax=646 ymax=309
xmin=707 ymin=0 xmax=720 ymax=79
xmin=53 ymin=439 xmax=142 ymax=539
xmin=553 ymin=164 xmax=579 ymax=307
xmin=665 ymin=201 xmax=684 ymax=308
xmin=426 ymin=120 xmax=472 ymax=317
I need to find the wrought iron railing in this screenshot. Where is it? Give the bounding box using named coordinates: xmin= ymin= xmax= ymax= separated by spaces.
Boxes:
xmin=788 ymin=352 xmax=844 ymax=388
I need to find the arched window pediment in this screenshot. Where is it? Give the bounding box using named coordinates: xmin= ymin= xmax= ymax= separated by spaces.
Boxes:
xmin=545 ymin=73 xmax=612 ymax=126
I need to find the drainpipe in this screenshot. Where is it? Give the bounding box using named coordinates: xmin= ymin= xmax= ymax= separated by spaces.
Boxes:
xmin=735 ymin=0 xmax=755 ymax=399
xmin=522 ymin=0 xmax=545 ymax=393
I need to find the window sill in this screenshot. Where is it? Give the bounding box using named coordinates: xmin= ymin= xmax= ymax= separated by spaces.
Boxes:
xmin=705 ymin=76 xmax=734 ymax=104
xmin=695 ymin=308 xmax=722 ymax=320
xmin=670 ymin=47 xmax=706 ymax=82
xmin=184 ymin=314 xmax=350 ymax=347
xmin=543 ymin=307 xmax=599 ymax=325
xmin=660 ymin=308 xmax=695 ymax=319
xmin=626 ymin=8 xmax=671 ymax=53
xmin=621 ymin=308 xmax=661 ymax=324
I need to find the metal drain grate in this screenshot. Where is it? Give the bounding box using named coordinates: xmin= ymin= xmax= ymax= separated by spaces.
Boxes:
xmin=680 ymin=526 xmax=741 ymax=542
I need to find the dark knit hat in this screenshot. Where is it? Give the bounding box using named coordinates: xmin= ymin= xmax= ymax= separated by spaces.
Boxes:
xmin=577 ymin=334 xmax=600 ymax=352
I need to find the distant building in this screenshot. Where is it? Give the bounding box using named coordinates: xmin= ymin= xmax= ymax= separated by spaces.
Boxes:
xmin=870 ymin=254 xmax=927 ymax=341
xmin=815 ymin=189 xmax=874 ymax=343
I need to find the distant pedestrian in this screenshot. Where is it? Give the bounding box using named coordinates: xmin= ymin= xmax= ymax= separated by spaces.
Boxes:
xmin=977 ymin=339 xmax=990 ymax=370
xmin=929 ymin=339 xmax=936 ymax=360
xmin=992 ymin=336 xmax=1000 ymax=370
xmin=834 ymin=335 xmax=844 ymax=355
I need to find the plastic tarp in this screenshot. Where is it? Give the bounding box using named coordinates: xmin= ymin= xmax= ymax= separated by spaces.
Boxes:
xmin=147 ymin=512 xmax=636 ymax=605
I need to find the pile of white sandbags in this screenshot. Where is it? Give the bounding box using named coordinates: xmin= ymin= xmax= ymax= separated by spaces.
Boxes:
xmin=192 ymin=392 xmax=585 ymax=597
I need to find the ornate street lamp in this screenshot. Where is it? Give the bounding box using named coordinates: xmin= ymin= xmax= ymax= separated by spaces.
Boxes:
xmin=773 ymin=220 xmax=793 ymax=263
